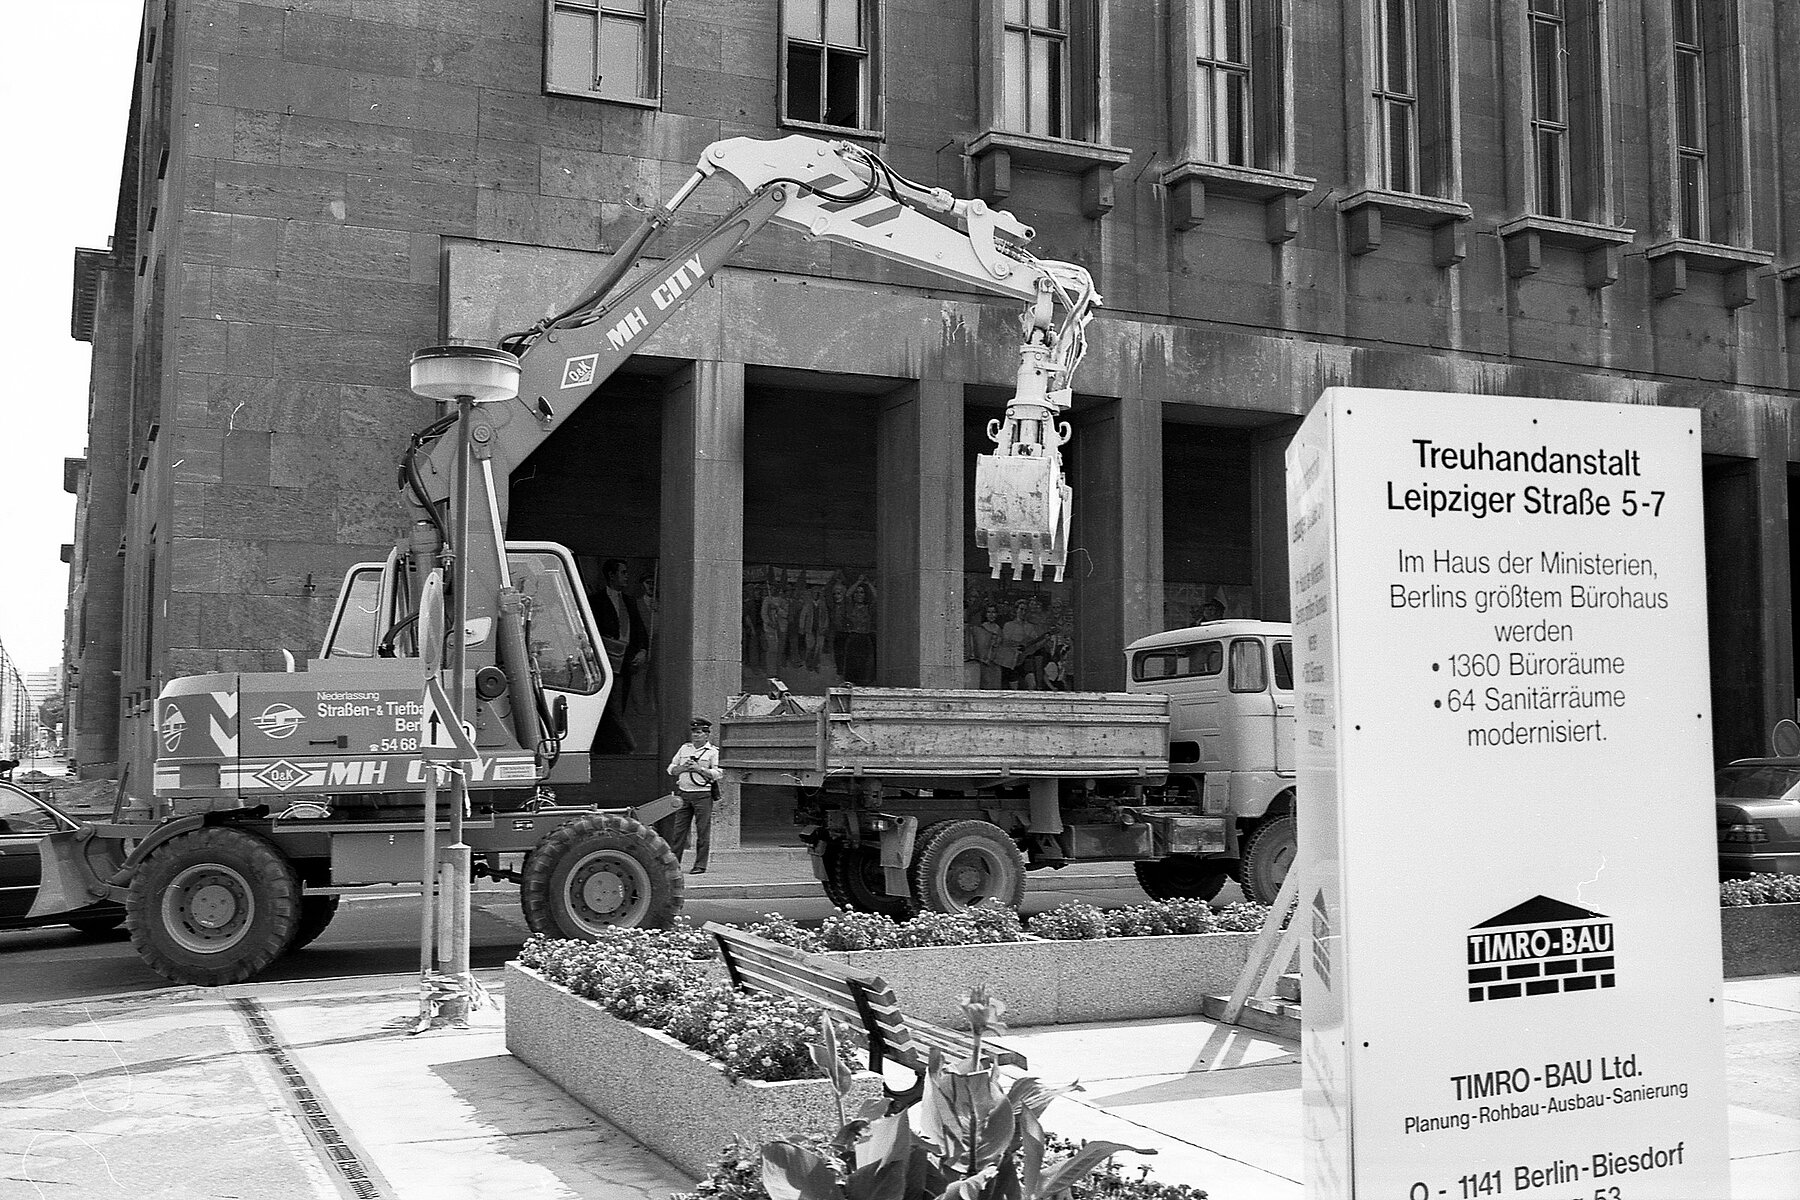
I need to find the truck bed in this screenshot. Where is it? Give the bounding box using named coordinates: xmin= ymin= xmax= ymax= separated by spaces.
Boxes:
xmin=718 ymin=687 xmax=1169 ymax=785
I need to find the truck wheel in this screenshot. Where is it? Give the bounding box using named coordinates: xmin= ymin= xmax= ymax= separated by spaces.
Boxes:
xmin=911 ymin=820 xmax=1025 ymax=913
xmin=521 ymin=813 xmax=681 ymax=938
xmin=823 ymin=844 xmax=920 ymax=920
xmin=1134 ymin=856 xmax=1231 ymax=901
xmin=1238 ymin=814 xmax=1296 ymax=906
xmin=127 ymin=827 xmax=302 ymax=987
xmin=289 ymin=896 xmax=341 ymax=951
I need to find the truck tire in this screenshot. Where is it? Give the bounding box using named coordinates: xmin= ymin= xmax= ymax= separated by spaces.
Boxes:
xmin=823 ymin=844 xmax=920 ymax=920
xmin=911 ymin=820 xmax=1026 ymax=913
xmin=1238 ymin=814 xmax=1295 ymax=906
xmin=521 ymin=813 xmax=681 ymax=938
xmin=127 ymin=827 xmax=303 ymax=987
xmin=289 ymin=895 xmax=341 ymax=951
xmin=1134 ymin=856 xmax=1231 ymax=902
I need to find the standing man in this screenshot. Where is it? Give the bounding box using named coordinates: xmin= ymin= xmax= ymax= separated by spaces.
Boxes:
xmin=661 ymin=717 xmax=721 ymax=874
xmin=593 ymin=558 xmax=649 ymax=752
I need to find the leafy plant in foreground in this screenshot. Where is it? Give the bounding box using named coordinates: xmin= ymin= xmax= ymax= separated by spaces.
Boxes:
xmin=759 ymin=987 xmax=1152 ymax=1200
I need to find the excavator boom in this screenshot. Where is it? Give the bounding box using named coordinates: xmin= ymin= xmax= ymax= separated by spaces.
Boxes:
xmin=408 ymin=135 xmax=1094 ymax=631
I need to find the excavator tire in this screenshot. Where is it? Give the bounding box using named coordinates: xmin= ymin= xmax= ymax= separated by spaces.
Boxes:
xmin=289 ymin=895 xmax=342 ymax=951
xmin=911 ymin=819 xmax=1026 ymax=913
xmin=1237 ymin=814 xmax=1296 ymax=907
xmin=823 ymin=843 xmax=920 ymax=920
xmin=521 ymin=813 xmax=681 ymax=938
xmin=128 ymin=826 xmax=303 ymax=987
xmin=1133 ymin=856 xmax=1231 ymax=902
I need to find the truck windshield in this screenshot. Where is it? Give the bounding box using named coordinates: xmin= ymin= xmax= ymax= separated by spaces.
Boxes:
xmin=508 ymin=550 xmax=605 ymax=695
xmin=324 ymin=567 xmax=383 ymax=658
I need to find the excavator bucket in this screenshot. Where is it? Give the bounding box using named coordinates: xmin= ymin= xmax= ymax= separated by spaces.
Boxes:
xmin=974 ymin=452 xmax=1070 ymax=581
xmin=27 ymin=829 xmax=125 ymax=920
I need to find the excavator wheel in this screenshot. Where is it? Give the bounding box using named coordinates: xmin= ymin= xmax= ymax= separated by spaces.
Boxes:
xmin=127 ymin=826 xmax=303 ymax=987
xmin=1237 ymin=814 xmax=1296 ymax=907
xmin=911 ymin=819 xmax=1026 ymax=913
xmin=289 ymin=895 xmax=342 ymax=951
xmin=521 ymin=813 xmax=682 ymax=938
xmin=822 ymin=843 xmax=919 ymax=920
xmin=1133 ymin=856 xmax=1231 ymax=902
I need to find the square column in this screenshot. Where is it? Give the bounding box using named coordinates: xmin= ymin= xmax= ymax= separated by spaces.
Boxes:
xmin=1251 ymin=421 xmax=1300 ymax=619
xmin=1070 ymin=395 xmax=1162 ymax=690
xmin=660 ymin=361 xmax=745 ymax=847
xmin=875 ymin=380 xmax=965 ymax=687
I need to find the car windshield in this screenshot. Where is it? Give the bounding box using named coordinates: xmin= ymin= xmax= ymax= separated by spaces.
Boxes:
xmin=1716 ymin=764 xmax=1800 ymax=800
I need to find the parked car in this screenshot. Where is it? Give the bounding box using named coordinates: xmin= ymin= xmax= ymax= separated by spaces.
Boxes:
xmin=1715 ymin=758 xmax=1800 ymax=879
xmin=0 ymin=782 xmax=126 ymax=933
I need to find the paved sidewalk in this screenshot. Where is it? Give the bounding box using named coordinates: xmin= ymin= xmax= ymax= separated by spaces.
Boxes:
xmin=4 ymin=969 xmax=1794 ymax=1200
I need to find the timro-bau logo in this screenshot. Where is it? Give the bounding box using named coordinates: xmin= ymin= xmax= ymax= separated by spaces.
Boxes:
xmin=1467 ymin=896 xmax=1615 ymax=1002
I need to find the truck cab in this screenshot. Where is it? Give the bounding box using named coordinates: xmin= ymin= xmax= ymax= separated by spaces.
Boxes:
xmin=1125 ymin=621 xmax=1296 ymax=897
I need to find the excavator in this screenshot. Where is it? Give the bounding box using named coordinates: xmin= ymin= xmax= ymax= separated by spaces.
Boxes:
xmin=32 ymin=133 xmax=1100 ymax=986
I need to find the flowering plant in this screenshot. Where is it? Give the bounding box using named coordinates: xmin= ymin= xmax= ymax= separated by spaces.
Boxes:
xmin=1027 ymin=898 xmax=1269 ymax=940
xmin=517 ymin=931 xmax=853 ymax=1082
xmin=1721 ymin=873 xmax=1800 ymax=906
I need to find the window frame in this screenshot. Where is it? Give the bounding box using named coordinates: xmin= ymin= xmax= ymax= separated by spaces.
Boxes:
xmin=544 ymin=0 xmax=662 ymax=107
xmin=978 ymin=0 xmax=1104 ymax=145
xmin=1002 ymin=0 xmax=1073 ymax=138
xmin=1671 ymin=0 xmax=1709 ymax=241
xmin=1372 ymin=0 xmax=1420 ymax=195
xmin=1528 ymin=0 xmax=1571 ymax=218
xmin=1194 ymin=0 xmax=1254 ymax=166
xmin=780 ymin=0 xmax=882 ymax=136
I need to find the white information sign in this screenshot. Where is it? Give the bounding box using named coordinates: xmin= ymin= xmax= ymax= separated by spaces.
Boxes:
xmin=1289 ymin=389 xmax=1729 ymax=1199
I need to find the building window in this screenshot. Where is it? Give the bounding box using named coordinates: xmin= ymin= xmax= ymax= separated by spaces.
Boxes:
xmin=783 ymin=0 xmax=872 ymax=129
xmin=1194 ymin=0 xmax=1253 ymax=165
xmin=1672 ymin=0 xmax=1707 ymax=240
xmin=545 ymin=0 xmax=659 ymax=104
xmin=1529 ymin=0 xmax=1569 ymax=217
xmin=1373 ymin=0 xmax=1419 ymax=194
xmin=1003 ymin=0 xmax=1071 ymax=136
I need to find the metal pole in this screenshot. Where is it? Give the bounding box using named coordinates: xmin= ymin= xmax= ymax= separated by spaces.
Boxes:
xmin=442 ymin=394 xmax=475 ymax=1024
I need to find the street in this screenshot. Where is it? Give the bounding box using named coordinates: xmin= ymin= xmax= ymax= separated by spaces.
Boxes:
xmin=0 ymin=879 xmax=1183 ymax=1006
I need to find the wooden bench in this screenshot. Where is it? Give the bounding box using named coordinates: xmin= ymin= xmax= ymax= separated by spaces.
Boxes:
xmin=703 ymin=922 xmax=1027 ymax=1081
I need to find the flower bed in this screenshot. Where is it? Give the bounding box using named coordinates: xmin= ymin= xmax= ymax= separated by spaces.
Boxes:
xmin=505 ymin=962 xmax=884 ymax=1177
xmin=1718 ymin=875 xmax=1800 ymax=977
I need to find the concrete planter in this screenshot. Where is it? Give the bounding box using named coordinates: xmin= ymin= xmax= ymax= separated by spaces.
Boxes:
xmin=503 ymin=963 xmax=884 ymax=1178
xmin=823 ymin=931 xmax=1259 ymax=1028
xmin=1721 ymin=903 xmax=1800 ymax=978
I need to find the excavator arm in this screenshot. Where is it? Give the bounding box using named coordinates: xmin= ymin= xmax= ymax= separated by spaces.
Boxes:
xmin=408 ymin=135 xmax=1094 ymax=588
xmin=401 ymin=135 xmax=1096 ymax=742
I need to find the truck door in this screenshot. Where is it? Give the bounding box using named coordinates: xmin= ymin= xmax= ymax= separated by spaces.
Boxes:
xmin=1226 ymin=637 xmax=1277 ymax=771
xmin=1271 ymin=637 xmax=1295 ymax=772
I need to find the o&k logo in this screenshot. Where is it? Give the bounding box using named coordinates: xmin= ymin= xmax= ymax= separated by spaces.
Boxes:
xmin=255 ymin=760 xmax=310 ymax=792
xmin=561 ymin=354 xmax=599 ymax=389
xmin=1467 ymin=895 xmax=1615 ymax=1003
xmin=253 ymin=702 xmax=305 ymax=739
xmin=160 ymin=704 xmax=187 ymax=753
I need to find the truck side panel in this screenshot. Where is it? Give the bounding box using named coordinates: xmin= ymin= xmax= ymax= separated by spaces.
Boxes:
xmin=720 ymin=687 xmax=1168 ymax=783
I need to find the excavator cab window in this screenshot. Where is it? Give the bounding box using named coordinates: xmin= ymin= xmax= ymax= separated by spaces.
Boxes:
xmin=506 ymin=547 xmax=607 ymax=696
xmin=321 ymin=565 xmax=384 ymax=658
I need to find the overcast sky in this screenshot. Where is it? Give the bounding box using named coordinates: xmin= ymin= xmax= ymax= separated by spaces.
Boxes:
xmin=0 ymin=4 xmax=140 ymax=682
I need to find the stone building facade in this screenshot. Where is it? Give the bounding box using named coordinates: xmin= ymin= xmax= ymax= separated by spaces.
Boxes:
xmin=68 ymin=0 xmax=1800 ymax=845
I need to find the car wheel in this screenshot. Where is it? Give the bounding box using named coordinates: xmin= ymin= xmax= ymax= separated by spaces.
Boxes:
xmin=911 ymin=820 xmax=1025 ymax=913
xmin=289 ymin=895 xmax=342 ymax=951
xmin=128 ymin=827 xmax=302 ymax=986
xmin=521 ymin=813 xmax=681 ymax=938
xmin=1134 ymin=856 xmax=1231 ymax=901
xmin=1237 ymin=814 xmax=1296 ymax=906
xmin=823 ymin=843 xmax=919 ymax=919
